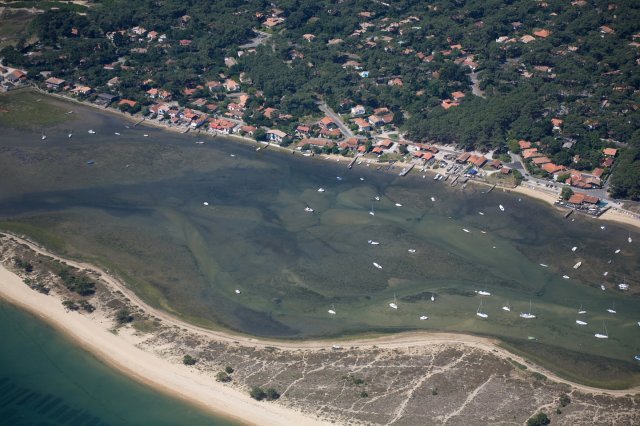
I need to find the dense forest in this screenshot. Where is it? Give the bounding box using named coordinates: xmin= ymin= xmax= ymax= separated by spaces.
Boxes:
xmin=1 ymin=0 xmax=639 ymax=199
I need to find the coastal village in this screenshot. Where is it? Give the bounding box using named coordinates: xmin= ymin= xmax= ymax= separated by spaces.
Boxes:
xmin=0 ymin=1 xmax=637 ymax=217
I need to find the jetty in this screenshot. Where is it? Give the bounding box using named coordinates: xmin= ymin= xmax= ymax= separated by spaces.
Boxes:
xmin=348 ymin=156 xmax=358 ymax=169
xmin=487 ymin=184 xmax=496 ymax=193
xmin=399 ymin=163 xmax=414 ymax=176
xmin=564 ymin=210 xmax=573 ymax=219
xmin=133 ymin=117 xmax=146 ymax=127
xmin=450 ymin=175 xmax=460 ymax=186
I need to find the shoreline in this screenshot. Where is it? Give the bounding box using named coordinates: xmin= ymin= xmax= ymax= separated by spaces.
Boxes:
xmin=11 ymin=87 xmax=640 ymax=230
xmin=0 ymin=247 xmax=328 ymax=426
xmin=1 ymin=232 xmax=638 ymax=400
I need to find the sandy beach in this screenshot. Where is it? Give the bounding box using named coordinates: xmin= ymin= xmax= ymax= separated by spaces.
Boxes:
xmin=0 ymin=261 xmax=328 ymax=426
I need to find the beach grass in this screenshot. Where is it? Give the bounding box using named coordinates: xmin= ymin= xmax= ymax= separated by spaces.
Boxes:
xmin=500 ymin=338 xmax=640 ymax=389
xmin=0 ymin=89 xmax=71 ymax=130
xmin=0 ymin=9 xmax=34 ymax=48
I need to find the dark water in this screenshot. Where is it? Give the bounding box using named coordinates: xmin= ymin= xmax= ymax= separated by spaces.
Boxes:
xmin=1 ymin=91 xmax=639 ymax=373
xmin=0 ymin=301 xmax=234 ymax=425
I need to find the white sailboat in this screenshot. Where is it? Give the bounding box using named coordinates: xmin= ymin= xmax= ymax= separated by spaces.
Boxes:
xmin=601 ymin=284 xmax=606 ymax=291
xmin=476 ymin=301 xmax=488 ymax=318
xmin=578 ymin=305 xmax=587 ymax=315
xmin=408 ymin=248 xmax=416 ymax=253
xmin=618 ymin=277 xmax=629 ymax=291
xmin=462 ymin=228 xmax=470 ymax=233
xmin=395 ymin=203 xmax=403 ymax=207
xmin=41 ymin=132 xmax=47 ymax=140
xmin=389 ymin=294 xmax=398 ymax=310
xmin=563 ymin=275 xmax=570 ymax=279
xmin=430 ymin=293 xmax=435 ymax=302
xmin=499 ymin=204 xmax=505 ymax=212
xmin=628 ymin=234 xmax=633 ymax=243
xmin=234 ymin=289 xmax=241 ymax=294
xmin=68 ymin=131 xmax=73 ymax=138
xmin=594 ymin=322 xmax=609 ymax=339
xmin=430 ymin=197 xmax=436 ymax=202
xmin=606 ymin=303 xmax=617 ymax=314
xmin=571 ymin=246 xmax=577 ymax=252
xmin=477 ymin=290 xmax=491 ymax=296
xmin=478 ymin=211 xmax=484 ymax=215
xmin=304 ymin=206 xmax=314 ymax=212
xmin=328 ymin=304 xmax=336 ymax=315
xmin=203 ymin=202 xmax=209 ymax=206
xmin=502 ymin=301 xmax=511 ymax=312
xmin=368 ymin=240 xmax=380 ymax=245
xmin=369 ymin=203 xmax=375 ymax=216
xmin=373 ymin=262 xmax=382 ymax=269
xmin=419 ymin=315 xmax=429 ymax=320
xmin=317 ymin=188 xmax=325 ymax=192
xmin=575 ymin=320 xmax=588 ymax=326
xmin=539 ymin=263 xmax=548 ymax=267
xmin=520 ymin=301 xmax=536 ymax=319
xmin=88 ymin=129 xmax=96 ymax=134
xmin=615 ymin=249 xmax=621 ymax=254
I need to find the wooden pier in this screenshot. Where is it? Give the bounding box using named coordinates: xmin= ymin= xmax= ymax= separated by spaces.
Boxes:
xmin=398 ymin=163 xmax=414 ymax=176
xmin=348 ymin=156 xmax=358 ymax=169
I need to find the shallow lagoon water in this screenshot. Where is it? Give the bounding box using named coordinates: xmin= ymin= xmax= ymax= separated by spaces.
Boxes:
xmin=1 ymin=91 xmax=639 ymax=384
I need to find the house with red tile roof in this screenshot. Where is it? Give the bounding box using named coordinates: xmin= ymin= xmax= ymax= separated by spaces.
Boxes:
xmin=522 ymin=148 xmax=540 ymax=159
xmin=353 ymin=117 xmax=371 ymax=131
xmin=568 ymin=193 xmax=599 ymax=205
xmin=45 ymin=77 xmax=65 ymax=90
xmin=531 ymin=156 xmax=551 ymax=165
xmin=518 ymin=140 xmax=532 ymax=149
xmin=266 ymin=129 xmax=288 ymax=143
xmin=451 ymin=91 xmax=465 ymax=100
xmin=118 ymin=99 xmax=137 ymax=108
xmin=441 ymin=99 xmax=459 ymax=109
xmin=533 ymin=29 xmax=551 ymax=38
xmin=551 ymin=118 xmax=563 ymax=130
xmin=542 ymin=163 xmax=564 ymax=174
xmin=603 ymin=148 xmax=617 ymax=157
xmin=319 ymin=116 xmax=336 ymax=129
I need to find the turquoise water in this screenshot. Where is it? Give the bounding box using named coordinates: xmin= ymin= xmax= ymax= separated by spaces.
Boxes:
xmin=0 ymin=92 xmax=639 ymax=382
xmin=0 ymin=301 xmax=235 ymax=425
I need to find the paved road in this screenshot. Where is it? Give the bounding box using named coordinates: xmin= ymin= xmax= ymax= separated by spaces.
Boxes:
xmin=239 ymin=30 xmax=271 ymax=49
xmin=318 ymin=102 xmax=354 ymax=139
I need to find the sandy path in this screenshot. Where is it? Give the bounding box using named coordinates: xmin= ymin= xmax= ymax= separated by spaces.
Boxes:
xmin=2 ymin=233 xmax=639 ymax=401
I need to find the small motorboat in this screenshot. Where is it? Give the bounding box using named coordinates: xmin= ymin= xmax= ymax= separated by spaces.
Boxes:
xmin=571 ymin=246 xmax=577 ymax=252
xmin=463 ymin=228 xmax=470 ymax=233
xmin=368 ymin=240 xmax=380 ymax=245
xmin=203 ymin=202 xmax=209 ymax=206
xmin=317 ymin=188 xmax=325 ymax=192
xmin=576 ymin=320 xmax=588 ymax=326
xmin=419 ymin=315 xmax=429 ymax=320
xmin=395 ymin=203 xmax=403 ymax=207
xmin=234 ymin=289 xmax=241 ymax=294
xmin=88 ymin=129 xmax=96 ymax=134
xmin=601 ymin=284 xmax=606 ymax=291
xmin=430 ymin=197 xmax=436 ymax=202
xmin=373 ymin=262 xmax=383 ymax=269
xmin=499 ymin=204 xmax=505 ymax=212
xmin=563 ymin=275 xmax=570 ymax=279
xmin=408 ymin=249 xmax=416 ymax=253
xmin=304 ymin=206 xmax=314 ymax=213
xmin=477 ymin=290 xmax=491 ymax=296
xmin=539 ymin=263 xmax=548 ymax=268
